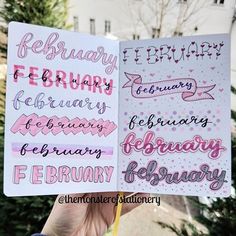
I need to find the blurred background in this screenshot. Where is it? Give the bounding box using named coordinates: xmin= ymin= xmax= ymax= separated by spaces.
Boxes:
xmin=0 ymin=0 xmax=235 ymax=235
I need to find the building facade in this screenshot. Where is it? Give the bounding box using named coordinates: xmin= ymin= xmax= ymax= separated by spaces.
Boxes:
xmin=68 ymin=0 xmax=235 ymax=39
xmin=67 ymin=0 xmax=236 ymax=110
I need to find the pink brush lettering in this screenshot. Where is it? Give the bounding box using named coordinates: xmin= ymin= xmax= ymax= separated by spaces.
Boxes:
xmin=16 ymin=33 xmax=118 ymax=75
xmin=11 ymin=114 xmax=117 ymax=137
xmin=120 ymin=131 xmax=226 ymax=159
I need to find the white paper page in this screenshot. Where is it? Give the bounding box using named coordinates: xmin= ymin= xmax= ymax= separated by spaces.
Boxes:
xmin=4 ymin=22 xmax=119 ymax=196
xmin=118 ymin=34 xmax=231 ymax=197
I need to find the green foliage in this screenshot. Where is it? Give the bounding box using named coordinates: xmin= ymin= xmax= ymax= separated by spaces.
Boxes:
xmin=231 ymin=86 xmax=236 ymax=95
xmin=231 ymin=110 xmax=236 ymax=121
xmin=195 ymin=197 xmax=236 ymax=236
xmin=0 ymin=0 xmax=68 ymax=27
xmin=0 ymin=80 xmax=5 ymax=136
xmin=158 ymin=220 xmax=207 ymax=236
xmin=0 ymin=0 xmax=69 ymax=58
xmin=0 ymin=0 xmax=68 ymax=235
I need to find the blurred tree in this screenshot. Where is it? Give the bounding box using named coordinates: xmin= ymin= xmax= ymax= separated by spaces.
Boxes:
xmin=0 ymin=0 xmax=68 ymax=235
xmin=0 ymin=0 xmax=68 ymax=60
xmin=126 ymin=0 xmax=209 ymax=39
xmin=158 ymin=219 xmax=207 ymax=236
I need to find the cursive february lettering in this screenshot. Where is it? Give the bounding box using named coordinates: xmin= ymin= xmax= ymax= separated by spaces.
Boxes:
xmin=16 ymin=32 xmax=118 ymax=75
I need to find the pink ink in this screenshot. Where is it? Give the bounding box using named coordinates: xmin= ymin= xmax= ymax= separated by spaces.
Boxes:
xmin=13 ymin=64 xmax=114 ymax=95
xmin=58 ymin=166 xmax=71 ymax=182
xmin=120 ymin=131 xmax=226 ymax=159
xmin=16 ymin=32 xmax=118 ymax=75
xmin=94 ymin=166 xmax=104 ymax=183
xmin=104 ymin=166 xmax=114 ymax=182
xmin=71 ymin=167 xmax=83 ymax=182
xmin=42 ymin=69 xmax=53 ymax=87
xmin=31 ymin=165 xmax=43 ymax=184
xmin=123 ymin=72 xmax=215 ymax=102
xmin=13 ymin=165 xmax=27 ymax=184
xmin=83 ymin=166 xmax=94 ymax=182
xmin=29 ymin=66 xmax=39 ymax=86
xmin=44 ymin=165 xmax=114 ymax=183
xmin=56 ymin=70 xmax=67 ymax=89
xmin=45 ymin=166 xmax=58 ymax=184
xmin=10 ymin=114 xmax=117 ymax=137
xmin=92 ymin=76 xmax=102 ymax=93
xmin=13 ymin=65 xmax=25 ymax=82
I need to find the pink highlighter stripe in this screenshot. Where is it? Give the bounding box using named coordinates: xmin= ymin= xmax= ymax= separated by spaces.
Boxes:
xmin=12 ymin=142 xmax=113 ymax=159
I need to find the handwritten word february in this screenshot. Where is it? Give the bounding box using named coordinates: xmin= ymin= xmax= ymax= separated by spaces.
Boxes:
xmin=13 ymin=90 xmax=110 ymax=114
xmin=122 ymin=160 xmax=227 ymax=190
xmin=13 ymin=143 xmax=111 ymax=159
xmin=128 ymin=114 xmax=211 ymax=130
xmin=122 ymin=40 xmax=224 ymax=64
xmin=13 ymin=65 xmax=113 ymax=95
xmin=11 ymin=114 xmax=117 ymax=137
xmin=13 ymin=165 xmax=114 ymax=184
xmin=16 ymin=32 xmax=118 ymax=75
xmin=123 ymin=72 xmax=215 ymax=101
xmin=120 ymin=132 xmax=226 ymax=159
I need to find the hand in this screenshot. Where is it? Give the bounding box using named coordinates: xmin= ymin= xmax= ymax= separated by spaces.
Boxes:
xmin=41 ymin=192 xmax=149 ymax=236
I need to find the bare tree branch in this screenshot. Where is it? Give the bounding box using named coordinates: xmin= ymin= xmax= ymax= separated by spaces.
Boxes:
xmin=132 ymin=0 xmax=210 ymax=38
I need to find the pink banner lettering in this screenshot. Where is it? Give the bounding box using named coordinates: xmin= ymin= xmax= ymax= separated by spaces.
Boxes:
xmin=123 ymin=72 xmax=215 ymax=101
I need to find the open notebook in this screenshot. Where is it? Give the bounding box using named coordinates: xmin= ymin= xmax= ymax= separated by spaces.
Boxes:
xmin=4 ymin=22 xmax=231 ymax=197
